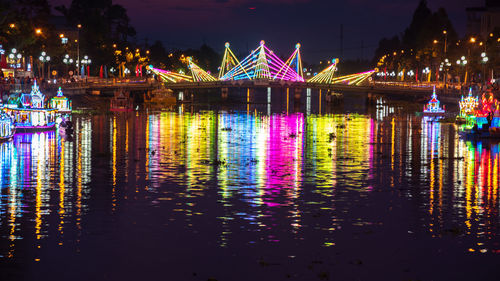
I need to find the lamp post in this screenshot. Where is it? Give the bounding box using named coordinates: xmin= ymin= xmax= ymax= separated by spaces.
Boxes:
xmin=76 ymin=24 xmax=82 ymax=76
xmin=422 ymin=67 xmax=430 ymax=82
xmin=8 ymin=48 xmax=22 ymax=78
xmin=481 ymin=52 xmax=489 ymax=89
xmin=81 ymin=55 xmax=91 ymax=77
xmin=456 ymin=56 xmax=467 ymax=91
xmin=442 ymin=30 xmax=448 ymax=91
xmin=39 ymin=51 xmax=50 ymax=80
xmin=63 ymin=54 xmax=74 ymax=78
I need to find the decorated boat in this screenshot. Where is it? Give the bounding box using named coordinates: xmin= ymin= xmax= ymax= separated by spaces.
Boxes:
xmin=110 ymin=90 xmax=134 ymax=112
xmin=3 ymin=81 xmax=56 ymax=131
xmin=457 ymin=87 xmax=479 ymax=123
xmin=144 ymin=87 xmax=176 ymax=108
xmin=50 ymin=87 xmax=72 ymax=114
xmin=459 ymin=91 xmax=500 ymax=139
xmin=0 ymin=109 xmax=15 ymax=141
xmin=422 ymin=86 xmax=445 ymax=116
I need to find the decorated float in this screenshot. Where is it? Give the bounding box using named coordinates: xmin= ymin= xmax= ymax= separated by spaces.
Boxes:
xmin=50 ymin=87 xmax=72 ymax=113
xmin=3 ymin=81 xmax=56 ymax=131
xmin=460 ymin=91 xmax=500 ymax=139
xmin=0 ymin=109 xmax=15 ymax=141
xmin=457 ymin=88 xmax=479 ymax=123
xmin=423 ymin=86 xmax=445 ymax=116
xmin=110 ymin=90 xmax=134 ymax=112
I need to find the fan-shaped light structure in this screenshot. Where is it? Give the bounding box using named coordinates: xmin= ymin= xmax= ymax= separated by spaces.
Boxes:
xmin=307 ymin=59 xmax=339 ymax=84
xmin=187 ymin=57 xmax=217 ymax=82
xmin=220 ymin=41 xmax=303 ymax=81
xmin=149 ymin=66 xmax=193 ymax=83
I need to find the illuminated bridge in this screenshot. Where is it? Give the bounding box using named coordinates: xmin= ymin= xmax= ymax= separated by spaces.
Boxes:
xmin=58 ymin=41 xmax=437 ymax=99
xmin=148 ymin=41 xmax=375 ymax=91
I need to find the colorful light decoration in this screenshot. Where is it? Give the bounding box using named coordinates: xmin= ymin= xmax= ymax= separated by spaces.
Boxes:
xmin=152 ymin=41 xmax=373 ymax=84
xmin=28 ymin=80 xmax=45 ymax=108
xmin=0 ymin=110 xmax=15 ymax=140
xmin=187 ymin=57 xmax=217 ymax=82
xmin=308 ymin=59 xmax=375 ymax=86
xmin=329 ymin=70 xmax=376 ymax=85
xmin=148 ymin=66 xmax=193 ymax=83
xmin=50 ymin=87 xmax=72 ymax=113
xmin=3 ymin=81 xmax=57 ymax=130
xmin=218 ymin=42 xmax=250 ymax=80
xmin=462 ymin=92 xmax=500 ymax=131
xmin=220 ymin=41 xmax=302 ymax=81
xmin=459 ymin=88 xmax=478 ymax=117
xmin=423 ymin=86 xmax=445 ymax=114
xmin=274 ymin=43 xmax=304 ymax=82
xmin=307 ymin=59 xmax=339 ymax=84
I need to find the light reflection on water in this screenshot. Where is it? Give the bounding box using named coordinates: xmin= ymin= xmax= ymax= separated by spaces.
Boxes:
xmin=0 ymin=108 xmax=499 ymax=277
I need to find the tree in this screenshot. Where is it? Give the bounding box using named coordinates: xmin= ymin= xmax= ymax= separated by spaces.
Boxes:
xmin=55 ymin=0 xmax=136 ymax=72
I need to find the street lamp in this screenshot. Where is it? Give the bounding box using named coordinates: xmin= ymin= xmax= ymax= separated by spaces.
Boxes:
xmin=39 ymin=51 xmax=50 ymax=80
xmin=422 ymin=67 xmax=430 ymax=82
xmin=481 ymin=52 xmax=489 ymax=87
xmin=77 ymin=24 xmax=82 ymax=76
xmin=81 ymin=55 xmax=91 ymax=76
xmin=8 ymin=48 xmax=22 ymax=77
xmin=63 ymin=54 xmax=74 ymax=65
xmin=456 ymin=56 xmax=468 ymax=88
xmin=63 ymin=54 xmax=74 ymax=78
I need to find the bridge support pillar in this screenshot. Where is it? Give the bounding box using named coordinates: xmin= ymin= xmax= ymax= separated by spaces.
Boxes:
xmin=246 ymin=88 xmax=253 ymax=103
xmin=294 ymin=88 xmax=301 ymax=102
xmin=178 ymin=91 xmax=185 ymax=102
xmin=221 ymin=87 xmax=229 ymax=100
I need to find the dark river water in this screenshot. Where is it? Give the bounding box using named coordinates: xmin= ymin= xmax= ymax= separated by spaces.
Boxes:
xmin=0 ymin=97 xmax=499 ymax=280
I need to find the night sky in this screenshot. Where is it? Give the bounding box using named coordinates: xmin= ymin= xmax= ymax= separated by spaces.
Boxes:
xmin=49 ymin=0 xmax=483 ymax=62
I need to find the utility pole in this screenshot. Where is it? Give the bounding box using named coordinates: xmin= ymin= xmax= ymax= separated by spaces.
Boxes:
xmin=361 ymin=40 xmax=364 ymax=60
xmin=340 ymin=24 xmax=344 ymax=58
xmin=443 ymin=30 xmax=448 ymax=92
xmin=77 ymin=24 xmax=82 ymax=76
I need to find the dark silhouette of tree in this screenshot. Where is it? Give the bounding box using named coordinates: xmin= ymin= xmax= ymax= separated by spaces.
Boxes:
xmin=0 ymin=0 xmax=52 ymax=54
xmin=402 ymin=0 xmax=432 ymax=49
xmin=55 ymin=0 xmax=136 ymax=72
xmin=373 ymin=36 xmax=400 ymax=64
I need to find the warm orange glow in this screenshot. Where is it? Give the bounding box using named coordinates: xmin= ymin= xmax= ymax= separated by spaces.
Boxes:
xmin=59 ymin=33 xmax=64 ymax=38
xmin=77 ymin=24 xmax=82 ymax=29
xmin=35 ymin=28 xmax=42 ymax=35
xmin=113 ymin=44 xmax=117 ymax=48
xmin=442 ymin=30 xmax=447 ymax=34
xmin=433 ymin=39 xmax=438 ymax=44
xmin=9 ymin=23 xmax=15 ymax=28
xmin=470 ymin=37 xmax=476 ymax=43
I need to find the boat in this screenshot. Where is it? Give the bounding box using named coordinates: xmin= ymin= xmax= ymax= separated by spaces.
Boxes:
xmin=3 ymin=81 xmax=56 ymax=131
xmin=110 ymin=90 xmax=134 ymax=112
xmin=0 ymin=109 xmax=15 ymax=141
xmin=459 ymin=91 xmax=500 ymax=139
xmin=144 ymin=87 xmax=176 ymax=108
xmin=456 ymin=87 xmax=478 ymax=123
xmin=50 ymin=87 xmax=72 ymax=114
xmin=422 ymin=86 xmax=445 ymax=116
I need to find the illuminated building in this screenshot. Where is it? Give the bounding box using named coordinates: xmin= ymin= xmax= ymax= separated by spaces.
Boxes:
xmin=423 ymin=86 xmax=445 ymax=115
xmin=0 ymin=110 xmax=15 ymax=140
xmin=50 ymin=87 xmax=72 ymax=113
xmin=459 ymin=88 xmax=479 ymax=118
xmin=3 ymin=81 xmax=56 ymax=131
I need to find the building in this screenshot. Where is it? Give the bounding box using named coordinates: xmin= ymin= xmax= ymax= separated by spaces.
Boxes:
xmin=466 ymin=0 xmax=500 ymax=38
